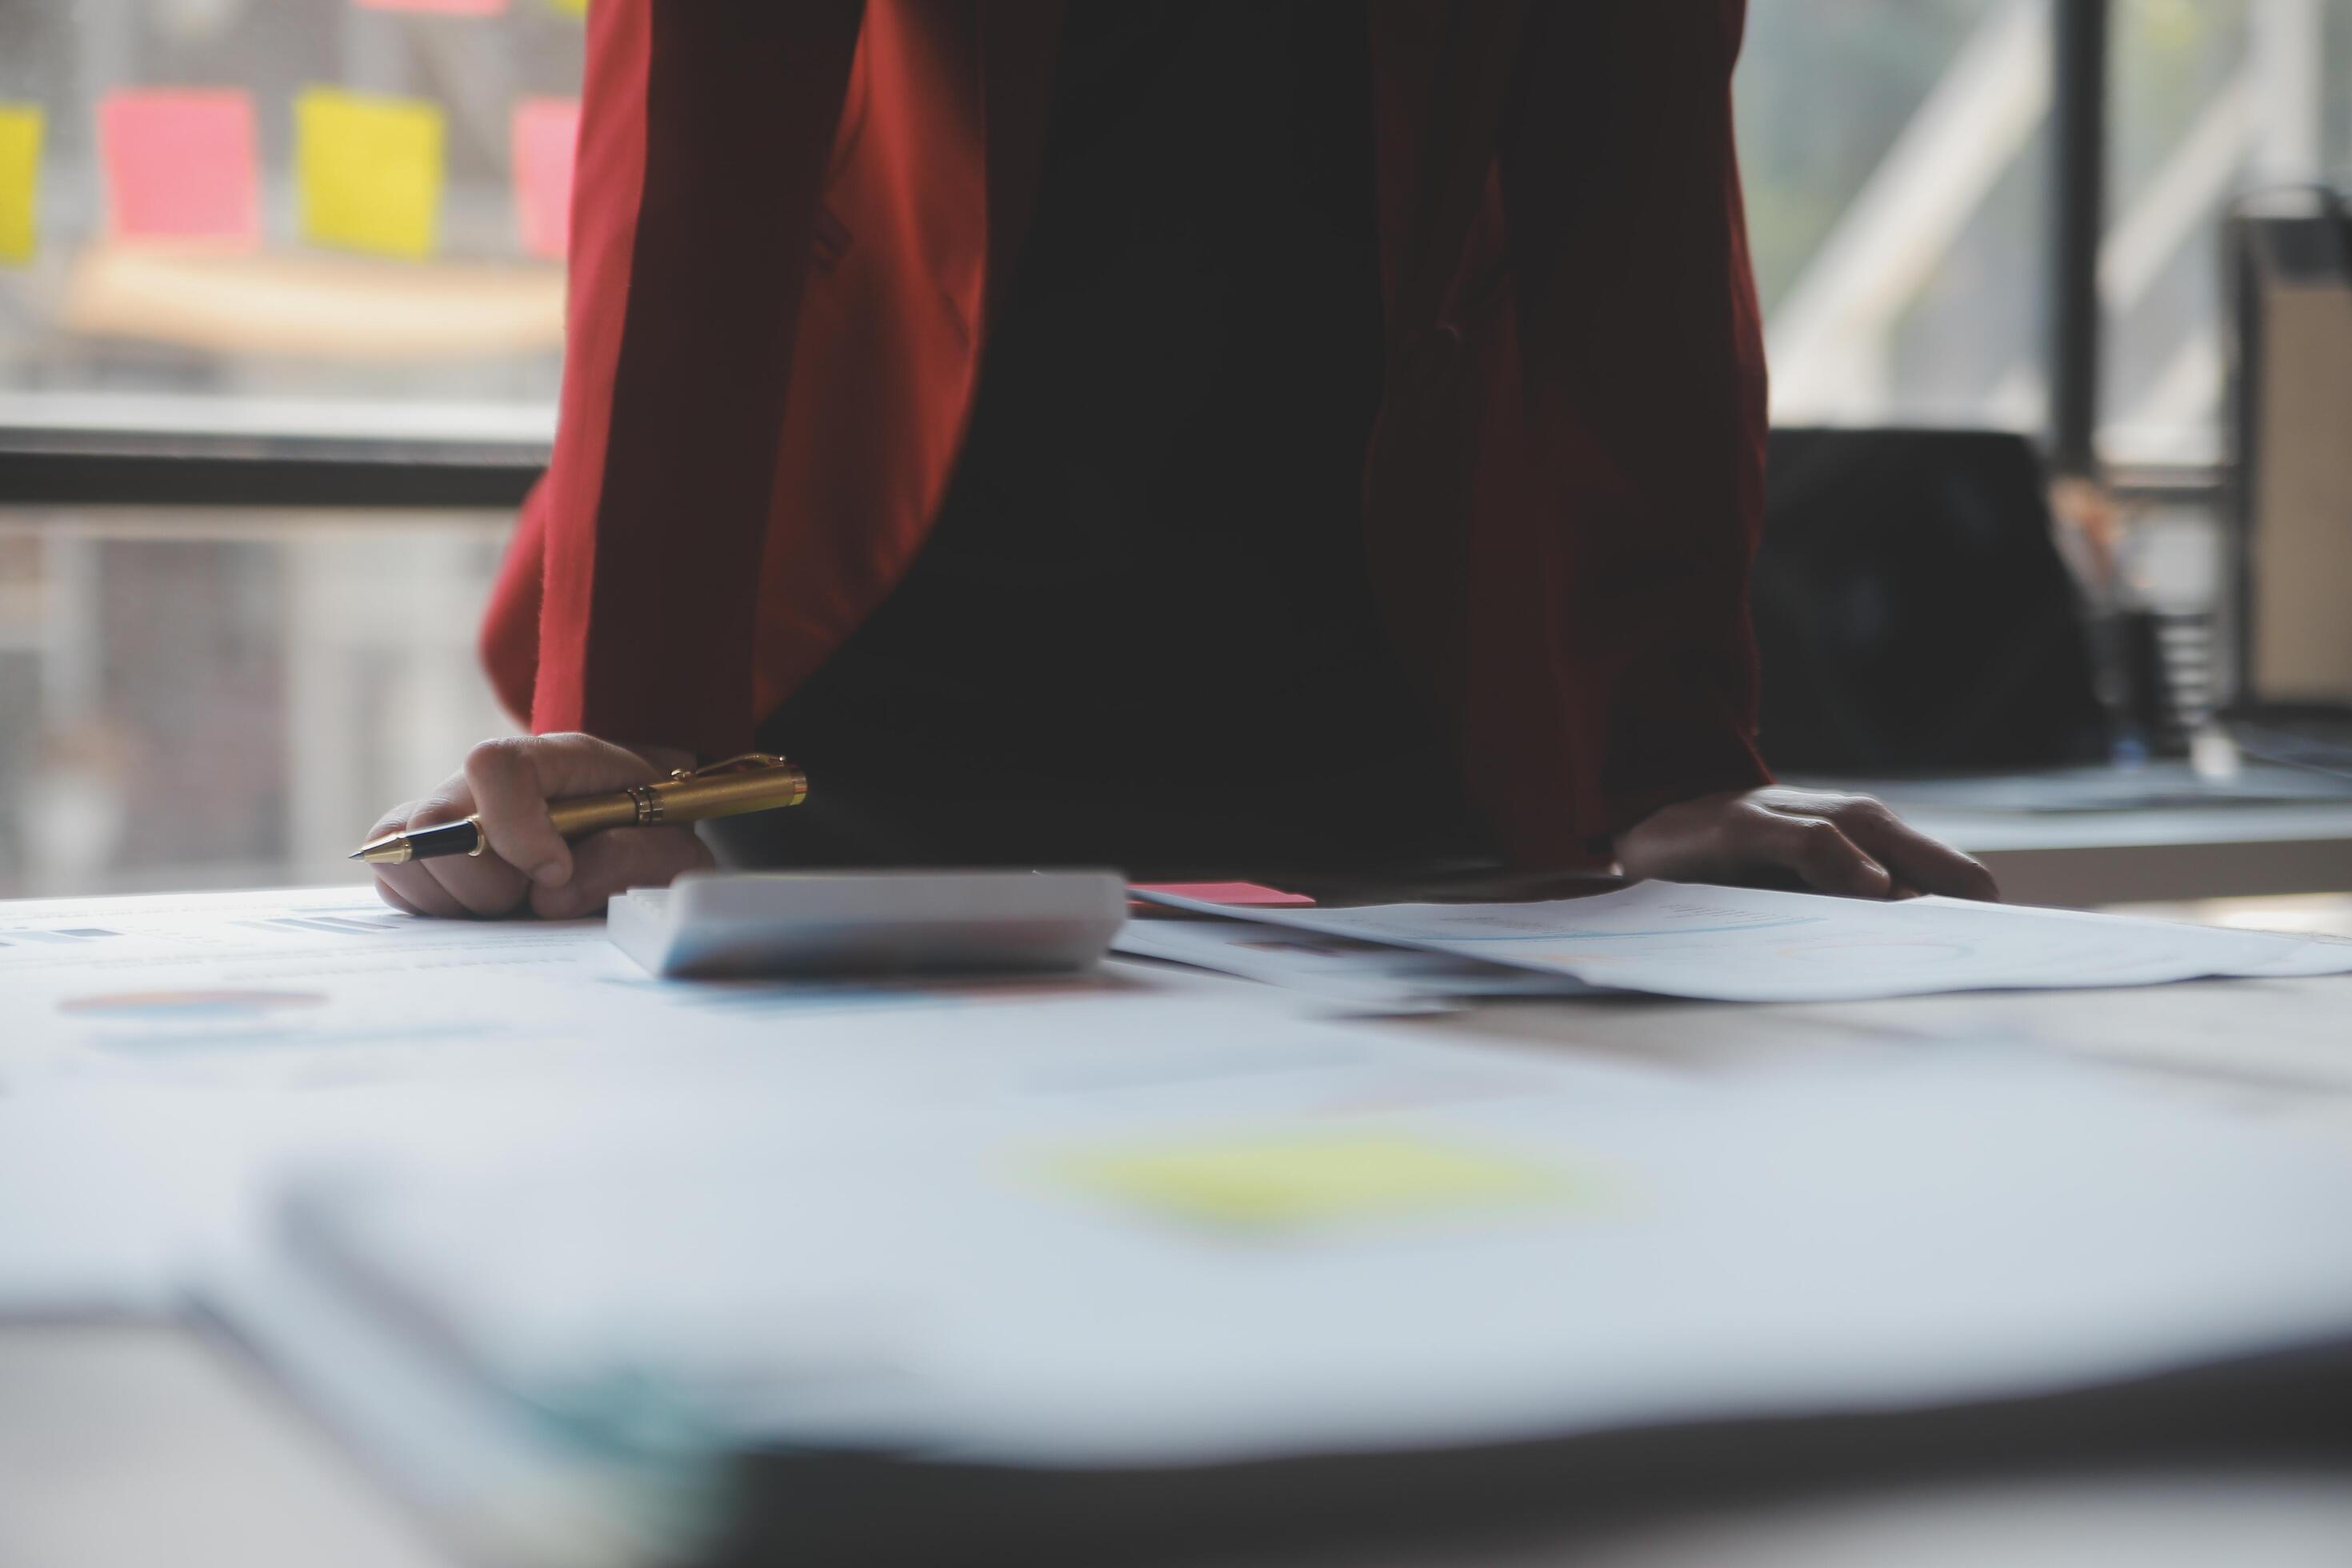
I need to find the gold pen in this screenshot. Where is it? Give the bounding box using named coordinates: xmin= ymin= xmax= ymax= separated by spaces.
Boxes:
xmin=350 ymin=753 xmax=809 ymax=866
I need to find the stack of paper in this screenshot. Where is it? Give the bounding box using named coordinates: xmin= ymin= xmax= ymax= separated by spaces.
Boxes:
xmin=1114 ymin=914 xmax=1603 ymax=1008
xmin=242 ymin=1048 xmax=2352 ymax=1488
xmin=1129 ymin=882 xmax=2352 ymax=1002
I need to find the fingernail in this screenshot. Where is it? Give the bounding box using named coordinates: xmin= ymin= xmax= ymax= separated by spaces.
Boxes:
xmin=533 ymin=861 xmax=569 ymax=888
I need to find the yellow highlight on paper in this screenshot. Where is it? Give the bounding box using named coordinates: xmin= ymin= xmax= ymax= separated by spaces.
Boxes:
xmin=547 ymin=0 xmax=587 ymax=15
xmin=0 ymin=105 xmax=42 ymax=266
xmin=1052 ymin=1130 xmax=1574 ymax=1231
xmin=297 ymin=88 xmax=445 ymax=261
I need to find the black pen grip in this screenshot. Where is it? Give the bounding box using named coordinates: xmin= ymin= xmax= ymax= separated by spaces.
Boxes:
xmin=400 ymin=817 xmax=486 ymax=863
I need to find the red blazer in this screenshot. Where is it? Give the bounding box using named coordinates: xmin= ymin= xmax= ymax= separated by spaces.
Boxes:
xmin=482 ymin=1 xmax=1771 ymax=867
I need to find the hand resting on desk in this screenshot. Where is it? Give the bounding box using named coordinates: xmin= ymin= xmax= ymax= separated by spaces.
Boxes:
xmin=1616 ymin=786 xmax=2000 ymax=901
xmin=367 ymin=734 xmax=714 ymax=919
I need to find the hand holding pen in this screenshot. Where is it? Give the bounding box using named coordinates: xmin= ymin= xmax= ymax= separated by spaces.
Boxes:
xmin=359 ymin=735 xmax=806 ymax=920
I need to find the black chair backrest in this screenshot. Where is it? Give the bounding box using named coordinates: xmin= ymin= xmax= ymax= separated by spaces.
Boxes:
xmin=1755 ymin=428 xmax=2107 ymax=774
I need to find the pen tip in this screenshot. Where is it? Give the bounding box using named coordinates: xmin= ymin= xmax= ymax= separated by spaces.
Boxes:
xmin=346 ymin=850 xmax=364 ymax=860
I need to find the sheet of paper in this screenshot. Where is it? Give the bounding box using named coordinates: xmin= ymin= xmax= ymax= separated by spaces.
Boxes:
xmin=509 ymin=96 xmax=576 ymax=261
xmin=0 ymin=104 xmax=41 ymax=265
xmin=0 ymin=884 xmax=1276 ymax=1095
xmin=297 ymin=88 xmax=446 ymax=260
xmin=1115 ymin=914 xmax=1599 ymax=1008
xmin=98 ymin=90 xmax=259 ymax=245
xmin=1136 ymin=882 xmax=2352 ymax=1002
xmin=0 ymin=993 xmax=1604 ymax=1310
xmin=260 ymin=1048 xmax=2352 ymax=1470
xmin=22 ymin=882 xmax=2352 ymax=1497
xmin=2 ymin=885 xmax=649 ymax=1092
xmin=2 ymin=882 xmax=1602 ymax=1306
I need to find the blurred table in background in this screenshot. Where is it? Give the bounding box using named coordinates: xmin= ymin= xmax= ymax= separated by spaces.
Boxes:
xmin=1805 ymin=764 xmax=2352 ymax=906
xmin=2106 ymin=892 xmax=2352 ymax=941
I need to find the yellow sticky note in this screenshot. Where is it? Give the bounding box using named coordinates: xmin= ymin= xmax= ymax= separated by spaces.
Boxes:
xmin=0 ymin=105 xmax=42 ymax=266
xmin=546 ymin=0 xmax=586 ymax=16
xmin=296 ymin=87 xmax=445 ymax=261
xmin=1051 ymin=1131 xmax=1573 ymax=1231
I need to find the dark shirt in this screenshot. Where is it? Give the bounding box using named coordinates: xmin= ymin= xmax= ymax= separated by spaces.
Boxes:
xmin=754 ymin=3 xmax=1474 ymax=869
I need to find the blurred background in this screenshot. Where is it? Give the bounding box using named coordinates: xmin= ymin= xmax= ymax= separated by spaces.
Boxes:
xmin=0 ymin=0 xmax=2347 ymax=896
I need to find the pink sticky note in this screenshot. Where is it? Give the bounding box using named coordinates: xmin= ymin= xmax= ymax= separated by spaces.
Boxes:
xmin=510 ymin=97 xmax=578 ymax=262
xmin=1132 ymin=882 xmax=1316 ymax=906
xmin=354 ymin=0 xmax=508 ymax=14
xmin=99 ymin=90 xmax=259 ymax=246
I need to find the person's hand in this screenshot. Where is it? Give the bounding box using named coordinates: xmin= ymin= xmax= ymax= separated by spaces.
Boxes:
xmin=1614 ymin=786 xmax=1998 ymax=901
xmin=367 ymin=733 xmax=714 ymax=919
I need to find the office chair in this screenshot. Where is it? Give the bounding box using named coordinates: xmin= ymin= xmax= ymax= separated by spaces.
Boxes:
xmin=1754 ymin=427 xmax=2108 ymax=774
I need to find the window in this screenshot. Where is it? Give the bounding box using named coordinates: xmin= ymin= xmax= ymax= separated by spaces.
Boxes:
xmin=0 ymin=509 xmax=510 ymax=898
xmin=0 ymin=0 xmax=582 ymax=442
xmin=1738 ymin=0 xmax=2054 ymax=433
xmin=1738 ymin=0 xmax=2352 ymax=459
xmin=2103 ymin=0 xmax=2352 ymax=466
xmin=0 ymin=0 xmax=569 ymax=897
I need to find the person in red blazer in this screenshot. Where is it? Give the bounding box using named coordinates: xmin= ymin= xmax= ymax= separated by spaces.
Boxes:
xmin=371 ymin=1 xmax=1994 ymax=919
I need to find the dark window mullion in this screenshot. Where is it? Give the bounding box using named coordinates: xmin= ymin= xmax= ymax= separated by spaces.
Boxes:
xmin=0 ymin=431 xmax=546 ymax=510
xmin=2048 ymin=0 xmax=2110 ymax=475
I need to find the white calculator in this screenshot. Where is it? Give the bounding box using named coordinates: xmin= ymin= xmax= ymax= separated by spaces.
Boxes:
xmin=606 ymin=869 xmax=1127 ymax=979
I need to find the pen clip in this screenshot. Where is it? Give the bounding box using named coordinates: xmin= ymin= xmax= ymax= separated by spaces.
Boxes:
xmin=670 ymin=752 xmax=796 ymax=782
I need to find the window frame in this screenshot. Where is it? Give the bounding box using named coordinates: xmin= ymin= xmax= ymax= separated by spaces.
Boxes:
xmin=0 ymin=428 xmax=542 ymax=510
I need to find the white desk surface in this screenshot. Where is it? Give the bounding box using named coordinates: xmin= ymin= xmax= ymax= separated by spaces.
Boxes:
xmin=6 ymin=891 xmax=2351 ymax=1567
